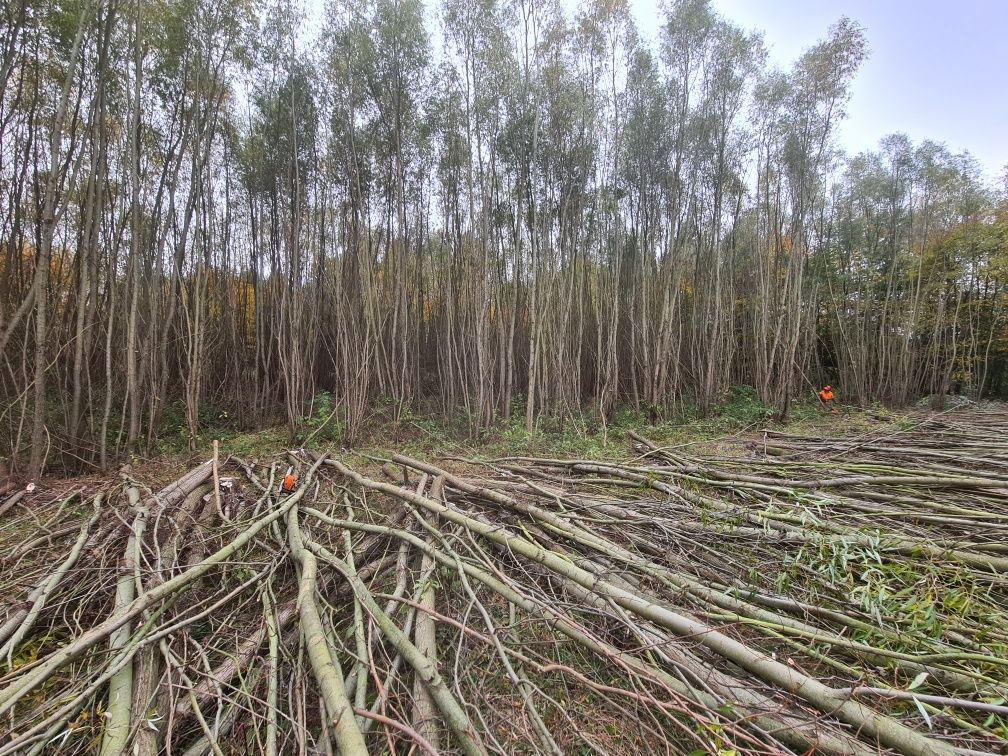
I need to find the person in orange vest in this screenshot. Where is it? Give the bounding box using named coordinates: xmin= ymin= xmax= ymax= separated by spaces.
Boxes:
xmin=818 ymin=385 xmax=837 ymax=413
xmin=279 ymin=467 xmax=296 ymax=494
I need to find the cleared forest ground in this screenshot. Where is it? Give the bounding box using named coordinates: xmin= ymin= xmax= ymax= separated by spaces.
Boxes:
xmin=2 ymin=407 xmax=1007 ymax=755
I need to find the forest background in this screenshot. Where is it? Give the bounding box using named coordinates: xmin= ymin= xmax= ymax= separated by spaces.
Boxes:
xmin=2 ymin=0 xmax=1007 ymax=477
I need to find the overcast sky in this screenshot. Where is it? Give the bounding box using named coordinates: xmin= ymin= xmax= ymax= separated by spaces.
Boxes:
xmin=706 ymin=0 xmax=1007 ymax=178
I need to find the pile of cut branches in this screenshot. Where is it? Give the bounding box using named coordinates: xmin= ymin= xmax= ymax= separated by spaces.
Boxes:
xmin=2 ymin=409 xmax=1006 ymax=755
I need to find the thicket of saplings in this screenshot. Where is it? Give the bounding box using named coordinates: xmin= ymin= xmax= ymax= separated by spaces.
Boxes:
xmin=2 ymin=0 xmax=1006 ymax=479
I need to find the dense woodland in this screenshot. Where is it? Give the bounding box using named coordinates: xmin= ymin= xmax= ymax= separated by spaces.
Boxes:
xmin=1 ymin=0 xmax=1007 ymax=475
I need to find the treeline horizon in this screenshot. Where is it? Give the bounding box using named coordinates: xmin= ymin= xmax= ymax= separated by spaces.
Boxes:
xmin=2 ymin=0 xmax=1007 ymax=476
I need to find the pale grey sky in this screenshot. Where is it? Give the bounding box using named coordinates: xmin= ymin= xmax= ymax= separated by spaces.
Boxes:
xmin=705 ymin=0 xmax=1008 ymax=178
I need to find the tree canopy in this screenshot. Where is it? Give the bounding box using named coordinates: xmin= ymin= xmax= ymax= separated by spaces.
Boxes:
xmin=1 ymin=0 xmax=1005 ymax=474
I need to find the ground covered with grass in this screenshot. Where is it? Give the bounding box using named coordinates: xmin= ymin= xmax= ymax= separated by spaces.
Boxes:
xmin=2 ymin=403 xmax=1005 ymax=755
xmin=146 ymin=388 xmax=901 ymax=476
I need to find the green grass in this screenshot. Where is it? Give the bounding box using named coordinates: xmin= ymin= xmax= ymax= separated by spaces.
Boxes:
xmin=144 ymin=385 xmax=903 ymax=471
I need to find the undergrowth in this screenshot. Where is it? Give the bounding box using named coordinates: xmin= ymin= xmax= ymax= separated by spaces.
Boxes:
xmin=162 ymin=385 xmax=891 ymax=464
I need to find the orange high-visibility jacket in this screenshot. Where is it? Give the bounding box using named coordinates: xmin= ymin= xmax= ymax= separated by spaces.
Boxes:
xmin=818 ymin=388 xmax=834 ymax=402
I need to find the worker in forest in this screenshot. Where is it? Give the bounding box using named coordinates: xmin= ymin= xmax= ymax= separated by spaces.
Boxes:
xmin=818 ymin=384 xmax=837 ymax=413
xmin=279 ymin=466 xmax=297 ymax=494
